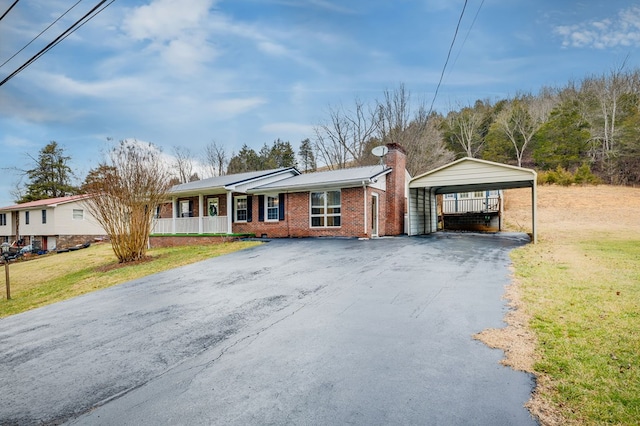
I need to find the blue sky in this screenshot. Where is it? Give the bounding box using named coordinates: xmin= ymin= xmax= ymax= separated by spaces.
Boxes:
xmin=1 ymin=0 xmax=639 ymax=206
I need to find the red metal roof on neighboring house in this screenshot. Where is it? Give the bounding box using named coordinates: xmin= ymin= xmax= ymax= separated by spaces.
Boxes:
xmin=0 ymin=194 xmax=93 ymax=211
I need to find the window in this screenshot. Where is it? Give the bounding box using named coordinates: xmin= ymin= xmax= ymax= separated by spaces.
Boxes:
xmin=208 ymin=198 xmax=219 ymax=217
xmin=25 ymin=211 xmax=30 ymax=225
xmin=42 ymin=209 xmax=47 ymax=224
xmin=310 ymin=191 xmax=341 ymax=227
xmin=0 ymin=213 xmax=6 ymax=226
xmin=72 ymin=209 xmax=84 ymax=220
xmin=179 ymin=200 xmax=192 ymax=217
xmin=473 ymin=191 xmax=484 ymax=198
xmin=235 ymin=196 xmax=247 ymax=222
xmin=266 ymin=195 xmax=278 ymax=221
xmin=459 ymin=192 xmax=470 ymax=199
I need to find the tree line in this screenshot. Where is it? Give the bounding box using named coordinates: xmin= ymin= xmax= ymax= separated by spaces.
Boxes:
xmin=12 ymin=63 xmax=640 ymax=206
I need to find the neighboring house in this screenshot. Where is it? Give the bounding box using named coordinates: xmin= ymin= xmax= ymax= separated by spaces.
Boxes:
xmin=153 ymin=144 xmax=408 ymax=239
xmin=0 ymin=195 xmax=107 ymax=250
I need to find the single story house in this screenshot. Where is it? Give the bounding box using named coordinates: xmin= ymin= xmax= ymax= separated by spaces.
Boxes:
xmin=0 ymin=195 xmax=107 ymax=250
xmin=153 ymin=144 xmax=409 ymax=240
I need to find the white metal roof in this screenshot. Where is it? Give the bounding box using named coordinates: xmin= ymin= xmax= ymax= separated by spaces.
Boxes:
xmin=169 ymin=167 xmax=299 ymax=195
xmin=249 ymin=165 xmax=391 ymax=193
xmin=409 ymin=157 xmax=536 ymax=193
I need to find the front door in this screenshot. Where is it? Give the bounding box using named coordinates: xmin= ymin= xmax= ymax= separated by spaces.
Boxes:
xmin=371 ymin=194 xmax=379 ymax=237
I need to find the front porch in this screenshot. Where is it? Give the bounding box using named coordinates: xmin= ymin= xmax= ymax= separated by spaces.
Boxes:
xmin=152 ymin=190 xmax=233 ymax=235
xmin=152 ymin=216 xmax=229 ymax=235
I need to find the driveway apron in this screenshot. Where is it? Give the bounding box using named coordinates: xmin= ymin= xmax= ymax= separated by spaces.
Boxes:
xmin=0 ymin=235 xmax=537 ymax=425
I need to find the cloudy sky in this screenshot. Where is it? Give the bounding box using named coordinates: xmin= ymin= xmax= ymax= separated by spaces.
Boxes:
xmin=1 ymin=0 xmax=639 ymax=206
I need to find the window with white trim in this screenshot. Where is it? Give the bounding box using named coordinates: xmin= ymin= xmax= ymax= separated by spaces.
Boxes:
xmin=72 ymin=209 xmax=84 ymax=220
xmin=42 ymin=209 xmax=47 ymax=224
xmin=235 ymin=196 xmax=247 ymax=222
xmin=310 ymin=190 xmax=341 ymax=227
xmin=266 ymin=195 xmax=279 ymax=221
xmin=25 ymin=211 xmax=30 ymax=225
xmin=0 ymin=213 xmax=6 ymax=226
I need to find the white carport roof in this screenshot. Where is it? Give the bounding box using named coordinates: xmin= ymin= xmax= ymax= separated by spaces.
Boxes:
xmin=409 ymin=157 xmax=536 ymax=193
xmin=408 ymin=157 xmax=537 ymax=243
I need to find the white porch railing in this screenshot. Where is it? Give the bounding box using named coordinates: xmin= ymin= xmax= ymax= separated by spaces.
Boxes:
xmin=152 ymin=216 xmax=229 ymax=234
xmin=203 ymin=216 xmax=228 ymax=234
xmin=443 ymin=198 xmax=500 ymax=214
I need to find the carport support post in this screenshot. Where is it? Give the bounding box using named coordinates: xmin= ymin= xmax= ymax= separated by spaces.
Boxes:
xmin=4 ymin=261 xmax=10 ymax=300
xmin=532 ymin=183 xmax=537 ymax=244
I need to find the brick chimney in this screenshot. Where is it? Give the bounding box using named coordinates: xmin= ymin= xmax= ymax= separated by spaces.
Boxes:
xmin=384 ymin=143 xmax=407 ymax=235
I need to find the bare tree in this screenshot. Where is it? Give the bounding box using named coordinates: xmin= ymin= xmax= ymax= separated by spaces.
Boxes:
xmin=403 ymin=108 xmax=455 ymax=175
xmin=495 ymin=91 xmax=557 ymax=167
xmin=203 ymin=140 xmax=228 ymax=177
xmin=172 ymin=146 xmax=195 ymax=183
xmin=443 ymin=103 xmax=487 ymax=158
xmin=83 ymin=140 xmax=172 ymax=263
xmin=581 ymin=62 xmax=634 ymax=180
xmin=378 ymin=83 xmax=411 ymax=145
xmin=314 ymin=99 xmax=379 ymax=169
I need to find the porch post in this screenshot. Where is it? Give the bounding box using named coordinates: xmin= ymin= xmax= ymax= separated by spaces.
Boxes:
xmin=363 ymin=184 xmax=367 ymax=236
xmin=198 ymin=194 xmax=204 ymax=234
xmin=532 ymin=181 xmax=537 ymax=244
xmin=227 ymin=191 xmax=233 ymax=234
xmin=172 ymin=197 xmax=177 ymax=234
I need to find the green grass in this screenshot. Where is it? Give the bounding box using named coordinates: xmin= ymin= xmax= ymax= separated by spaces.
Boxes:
xmin=0 ymin=241 xmax=261 ymax=318
xmin=511 ymin=236 xmax=640 ymax=425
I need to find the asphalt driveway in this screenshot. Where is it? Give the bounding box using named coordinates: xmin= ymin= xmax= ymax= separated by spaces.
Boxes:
xmin=0 ymin=234 xmax=537 ymax=425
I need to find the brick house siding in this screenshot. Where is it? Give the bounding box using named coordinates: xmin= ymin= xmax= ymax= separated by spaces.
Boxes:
xmin=233 ymin=187 xmax=386 ymax=238
xmin=156 ymin=144 xmax=407 ymax=240
xmin=383 ymin=143 xmax=406 ymax=235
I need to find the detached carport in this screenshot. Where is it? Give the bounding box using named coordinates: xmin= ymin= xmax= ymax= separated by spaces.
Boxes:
xmin=408 ymin=157 xmax=538 ymax=243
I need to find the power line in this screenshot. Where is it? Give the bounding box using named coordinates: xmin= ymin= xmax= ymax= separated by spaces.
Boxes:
xmin=427 ymin=0 xmax=469 ymax=116
xmin=0 ymin=0 xmax=84 ymax=70
xmin=0 ymin=0 xmax=20 ymax=22
xmin=0 ymin=0 xmax=116 ymax=88
xmin=447 ymin=0 xmax=484 ymax=82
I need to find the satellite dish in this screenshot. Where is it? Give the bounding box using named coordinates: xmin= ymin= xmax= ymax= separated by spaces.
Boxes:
xmin=371 ymin=145 xmax=388 ymax=157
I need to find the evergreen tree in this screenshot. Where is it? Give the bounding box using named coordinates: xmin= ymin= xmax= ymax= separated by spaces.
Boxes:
xmin=269 ymin=139 xmax=297 ymax=168
xmin=226 ymin=144 xmax=261 ymax=174
xmin=532 ymin=100 xmax=591 ymax=170
xmin=18 ymin=141 xmax=78 ymax=203
xmin=298 ymin=138 xmax=317 ymax=172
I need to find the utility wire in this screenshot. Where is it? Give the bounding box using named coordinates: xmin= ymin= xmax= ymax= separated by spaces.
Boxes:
xmin=446 ymin=0 xmax=484 ymax=83
xmin=0 ymin=0 xmax=84 ymax=70
xmin=0 ymin=0 xmax=115 ymax=88
xmin=427 ymin=0 xmax=469 ymax=116
xmin=0 ymin=0 xmax=20 ymax=22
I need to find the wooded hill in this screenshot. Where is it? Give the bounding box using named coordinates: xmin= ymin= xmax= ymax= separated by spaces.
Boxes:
xmin=311 ymin=66 xmax=640 ymax=186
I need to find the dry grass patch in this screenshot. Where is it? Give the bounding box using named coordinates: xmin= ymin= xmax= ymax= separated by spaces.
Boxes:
xmin=479 ymin=185 xmax=640 ymax=425
xmin=0 ymin=241 xmax=261 ymax=318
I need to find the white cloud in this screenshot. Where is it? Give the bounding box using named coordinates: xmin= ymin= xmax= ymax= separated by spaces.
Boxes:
xmin=1 ymin=135 xmax=32 ymax=147
xmin=123 ymin=0 xmax=216 ymax=42
xmin=260 ymin=122 xmax=315 ymax=135
xmin=555 ymin=6 xmax=640 ymax=49
xmin=33 ymin=72 xmax=144 ymax=98
xmin=210 ymin=97 xmax=268 ymax=117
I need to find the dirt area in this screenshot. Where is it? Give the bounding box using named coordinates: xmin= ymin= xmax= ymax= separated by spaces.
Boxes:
xmin=502 ymin=184 xmax=640 ymax=241
xmin=476 ymin=184 xmax=640 ymax=425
